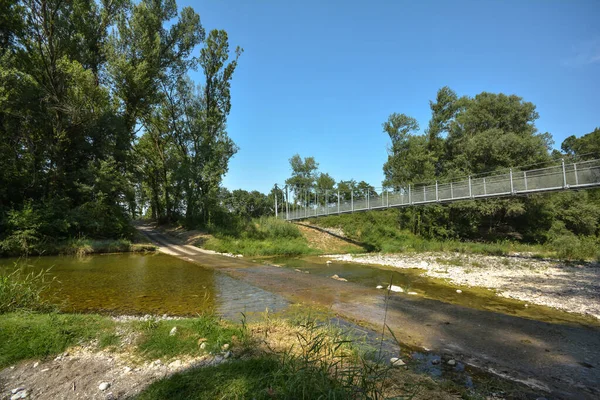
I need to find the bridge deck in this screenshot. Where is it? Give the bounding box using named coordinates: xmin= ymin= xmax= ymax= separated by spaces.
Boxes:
xmin=282 ymin=158 xmax=600 ymax=221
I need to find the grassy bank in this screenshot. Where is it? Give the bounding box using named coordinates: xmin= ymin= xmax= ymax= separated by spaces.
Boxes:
xmin=306 ymin=209 xmax=565 ymax=258
xmin=0 ymin=235 xmax=156 ymax=258
xmin=203 ymin=217 xmax=317 ymax=257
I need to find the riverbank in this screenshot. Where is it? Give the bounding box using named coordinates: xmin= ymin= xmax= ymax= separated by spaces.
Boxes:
xmin=0 ymin=311 xmax=493 ymax=400
xmin=327 ymin=252 xmax=600 ymax=320
xmin=0 ymin=235 xmax=156 ymax=258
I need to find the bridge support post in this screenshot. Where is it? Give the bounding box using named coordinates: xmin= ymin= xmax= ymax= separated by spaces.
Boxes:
xmin=285 ymin=186 xmax=289 ymax=220
xmin=326 ymin=190 xmax=328 ymax=215
xmin=435 ymin=181 xmax=439 ymax=202
xmin=367 ymin=191 xmax=370 ymax=210
xmin=351 ymin=190 xmax=354 ymax=212
xmin=315 ymin=190 xmax=318 ymax=216
xmin=524 ymin=171 xmax=528 ymax=191
xmin=337 ymin=190 xmax=340 ymax=214
xmin=386 ymin=189 xmax=389 ymax=207
xmin=409 ymin=184 xmax=412 ymax=205
xmin=274 ymin=184 xmax=278 ymax=218
xmin=562 ymin=159 xmax=568 ymax=189
xmin=483 ymin=178 xmax=486 ymax=195
xmin=574 ymin=163 xmax=579 ymax=185
xmin=450 ymin=182 xmax=454 ymax=198
xmin=510 ymin=168 xmax=514 ymax=194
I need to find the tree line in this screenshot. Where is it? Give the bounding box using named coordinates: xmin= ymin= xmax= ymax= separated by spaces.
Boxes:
xmin=0 ymin=0 xmax=243 ymax=254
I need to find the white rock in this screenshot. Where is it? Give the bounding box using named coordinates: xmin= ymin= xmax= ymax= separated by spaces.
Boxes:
xmin=376 ymin=285 xmax=384 ymax=289
xmin=326 ymin=260 xmax=332 ymax=264
xmin=331 ymin=274 xmax=347 ymax=282
xmin=10 ymin=391 xmax=28 ymax=400
xmin=99 ymin=382 xmax=111 ymax=391
xmin=169 ymin=326 xmax=178 ymax=336
xmin=222 ymin=343 xmax=230 ymax=351
xmin=456 ymin=289 xmax=462 ymax=294
xmin=388 ymin=285 xmax=404 ymax=293
xmin=447 ymin=359 xmax=456 ymax=366
xmin=408 ymin=291 xmax=418 ymax=295
xmin=33 ymin=362 xmax=39 ymax=368
xmin=200 ymin=342 xmax=207 ymax=350
xmin=11 ymin=388 xmax=25 ymax=394
xmin=390 ymin=357 xmax=406 ymax=367
xmin=153 ymin=359 xmax=162 ymax=366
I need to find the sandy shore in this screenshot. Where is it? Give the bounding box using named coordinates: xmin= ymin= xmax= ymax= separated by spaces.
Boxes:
xmin=327 ymin=253 xmax=600 ymax=319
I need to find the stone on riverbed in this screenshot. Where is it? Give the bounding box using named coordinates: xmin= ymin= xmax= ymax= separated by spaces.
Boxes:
xmin=169 ymin=326 xmax=178 ymax=336
xmin=10 ymin=390 xmax=28 ymax=400
xmin=456 ymin=289 xmax=462 ymax=294
xmin=99 ymin=382 xmax=110 ymax=391
xmin=388 ymin=285 xmax=403 ymax=293
xmin=376 ymin=285 xmax=384 ymax=289
xmin=390 ymin=357 xmax=406 ymax=367
xmin=447 ymin=359 xmax=456 ymax=366
xmin=331 ymin=274 xmax=347 ymax=282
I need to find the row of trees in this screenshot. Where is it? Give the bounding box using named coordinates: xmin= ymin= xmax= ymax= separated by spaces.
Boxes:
xmin=0 ymin=0 xmax=242 ymax=253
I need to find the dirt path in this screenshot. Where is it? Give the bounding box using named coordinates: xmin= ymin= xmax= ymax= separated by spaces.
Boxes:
xmin=125 ymin=227 xmax=600 ymax=398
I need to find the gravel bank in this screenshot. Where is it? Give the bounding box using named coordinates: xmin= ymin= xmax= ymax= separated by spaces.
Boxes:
xmin=326 ymin=253 xmax=600 ymax=319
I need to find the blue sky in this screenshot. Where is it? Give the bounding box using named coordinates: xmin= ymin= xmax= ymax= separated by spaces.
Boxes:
xmin=181 ymin=0 xmax=600 ymax=193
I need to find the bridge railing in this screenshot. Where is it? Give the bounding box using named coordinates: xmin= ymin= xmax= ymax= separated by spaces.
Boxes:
xmin=277 ymin=158 xmax=600 ymax=221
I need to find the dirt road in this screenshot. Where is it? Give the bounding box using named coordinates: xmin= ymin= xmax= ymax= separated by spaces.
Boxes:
xmin=139 ymin=225 xmax=600 ymax=399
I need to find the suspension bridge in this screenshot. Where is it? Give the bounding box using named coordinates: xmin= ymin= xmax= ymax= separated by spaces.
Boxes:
xmin=274 ymin=158 xmax=600 ymax=221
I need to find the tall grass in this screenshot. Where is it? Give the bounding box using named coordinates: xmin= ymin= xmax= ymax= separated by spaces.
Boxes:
xmin=205 ymin=217 xmax=316 ymax=256
xmin=308 ymin=210 xmax=551 ymax=257
xmin=0 ymin=265 xmax=56 ymax=313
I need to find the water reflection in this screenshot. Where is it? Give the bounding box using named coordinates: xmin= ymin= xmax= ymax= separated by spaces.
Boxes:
xmin=0 ymin=253 xmax=288 ymax=317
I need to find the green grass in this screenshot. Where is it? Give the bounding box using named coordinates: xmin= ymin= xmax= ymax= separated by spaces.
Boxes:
xmin=0 ymin=265 xmax=56 ymax=313
xmin=134 ymin=315 xmax=251 ymax=360
xmin=0 ymin=312 xmax=115 ymax=367
xmin=307 ymin=210 xmax=552 ymax=257
xmin=204 ymin=217 xmax=317 ymax=256
xmin=55 ymin=238 xmax=156 ymax=256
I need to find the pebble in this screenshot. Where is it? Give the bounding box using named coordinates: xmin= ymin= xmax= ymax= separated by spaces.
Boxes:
xmin=169 ymin=326 xmax=178 ymax=336
xmin=11 ymin=388 xmax=25 ymax=394
xmin=456 ymin=289 xmax=462 ymax=294
xmin=222 ymin=343 xmax=230 ymax=351
xmin=431 ymin=359 xmax=440 ymax=365
xmin=200 ymin=342 xmax=207 ymax=350
xmin=447 ymin=359 xmax=456 ymax=366
xmin=390 ymin=357 xmax=406 ymax=367
xmin=331 ymin=274 xmax=348 ymax=282
xmin=33 ymin=362 xmax=39 ymax=368
xmin=407 ymin=291 xmax=418 ymax=295
xmin=99 ymin=382 xmax=111 ymax=391
xmin=326 ymin=260 xmax=332 ymax=264
xmin=388 ymin=285 xmax=404 ymax=293
xmin=10 ymin=390 xmax=28 ymax=400
xmin=376 ymin=285 xmax=384 ymax=289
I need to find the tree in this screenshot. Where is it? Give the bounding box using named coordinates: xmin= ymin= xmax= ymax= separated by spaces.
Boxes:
xmin=285 ymin=154 xmax=319 ymax=190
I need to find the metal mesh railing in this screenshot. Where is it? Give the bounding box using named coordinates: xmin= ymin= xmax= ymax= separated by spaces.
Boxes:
xmin=277 ymin=158 xmax=600 ymax=220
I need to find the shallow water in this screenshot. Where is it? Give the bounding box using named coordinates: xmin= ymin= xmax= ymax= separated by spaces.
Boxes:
xmin=0 ymin=253 xmax=288 ymax=318
xmin=272 ymin=256 xmax=600 ymax=327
